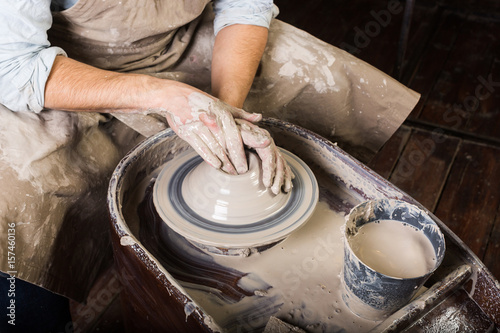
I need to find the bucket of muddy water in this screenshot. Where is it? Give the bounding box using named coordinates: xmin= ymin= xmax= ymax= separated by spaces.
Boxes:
xmin=341 ymin=198 xmax=445 ymax=321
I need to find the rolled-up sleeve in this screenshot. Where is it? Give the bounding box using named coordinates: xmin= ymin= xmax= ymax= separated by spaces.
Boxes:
xmin=0 ymin=0 xmax=66 ymax=113
xmin=212 ymin=0 xmax=279 ymax=35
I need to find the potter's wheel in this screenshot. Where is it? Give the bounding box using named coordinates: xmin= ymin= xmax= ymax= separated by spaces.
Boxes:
xmin=153 ymin=148 xmax=318 ymax=253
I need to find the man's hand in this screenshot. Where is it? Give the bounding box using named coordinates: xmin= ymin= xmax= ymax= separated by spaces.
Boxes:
xmin=209 ymin=24 xmax=293 ymax=194
xmin=165 ymin=92 xmax=293 ymax=194
xmin=165 ymin=92 xmax=262 ymax=175
xmin=237 ymin=119 xmax=294 ymax=195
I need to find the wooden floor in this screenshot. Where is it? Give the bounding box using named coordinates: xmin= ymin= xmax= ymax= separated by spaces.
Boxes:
xmin=274 ymin=0 xmax=500 ymax=281
xmin=72 ymin=1 xmax=500 ymax=331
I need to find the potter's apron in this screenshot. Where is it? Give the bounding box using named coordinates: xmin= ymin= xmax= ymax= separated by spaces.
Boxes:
xmin=0 ymin=0 xmax=210 ymax=301
xmin=49 ymin=0 xmax=210 ymax=73
xmin=0 ymin=109 xmax=138 ymax=301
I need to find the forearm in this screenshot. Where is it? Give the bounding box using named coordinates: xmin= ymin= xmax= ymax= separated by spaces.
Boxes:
xmin=44 ymin=55 xmax=194 ymax=115
xmin=211 ymin=24 xmax=268 ymax=108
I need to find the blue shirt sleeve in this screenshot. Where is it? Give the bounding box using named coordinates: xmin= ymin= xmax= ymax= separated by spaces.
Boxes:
xmin=213 ymin=0 xmax=279 ymax=35
xmin=0 ymin=0 xmax=67 ymax=113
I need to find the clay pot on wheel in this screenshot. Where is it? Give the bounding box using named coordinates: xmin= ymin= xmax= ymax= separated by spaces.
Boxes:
xmin=107 ymin=119 xmax=324 ymax=332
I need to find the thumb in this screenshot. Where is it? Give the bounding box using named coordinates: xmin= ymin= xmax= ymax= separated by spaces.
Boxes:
xmin=236 ymin=119 xmax=272 ymax=149
xmin=213 ymin=100 xmax=262 ymax=122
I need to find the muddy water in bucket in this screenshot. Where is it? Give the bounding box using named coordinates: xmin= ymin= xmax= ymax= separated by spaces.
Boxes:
xmin=341 ymin=199 xmax=446 ymax=321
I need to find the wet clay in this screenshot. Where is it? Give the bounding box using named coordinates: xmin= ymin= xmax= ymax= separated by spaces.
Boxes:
xmin=136 ymin=179 xmax=379 ymax=332
xmin=152 ymin=148 xmax=317 ymax=252
xmin=348 ymin=220 xmax=437 ymax=279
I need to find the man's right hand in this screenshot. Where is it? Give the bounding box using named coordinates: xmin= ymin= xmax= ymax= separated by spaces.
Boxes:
xmin=164 ymin=92 xmax=261 ymax=175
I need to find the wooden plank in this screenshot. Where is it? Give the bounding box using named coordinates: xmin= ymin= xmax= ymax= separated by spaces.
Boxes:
xmin=337 ymin=0 xmax=408 ymax=76
xmin=455 ymin=17 xmax=500 ymax=142
xmin=276 ymin=0 xmax=436 ymax=77
xmin=436 ymin=0 xmax=500 ymax=14
xmin=387 ymin=129 xmax=460 ymax=211
xmin=406 ymin=10 xmax=467 ymax=119
xmin=368 ymin=125 xmax=412 ymax=179
xmin=464 ymin=57 xmax=500 ymax=142
xmin=418 ymin=16 xmax=499 ymax=136
xmin=397 ymin=2 xmax=441 ymax=84
xmin=433 ymin=142 xmax=500 ymax=267
xmin=330 ymin=0 xmax=437 ymax=77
